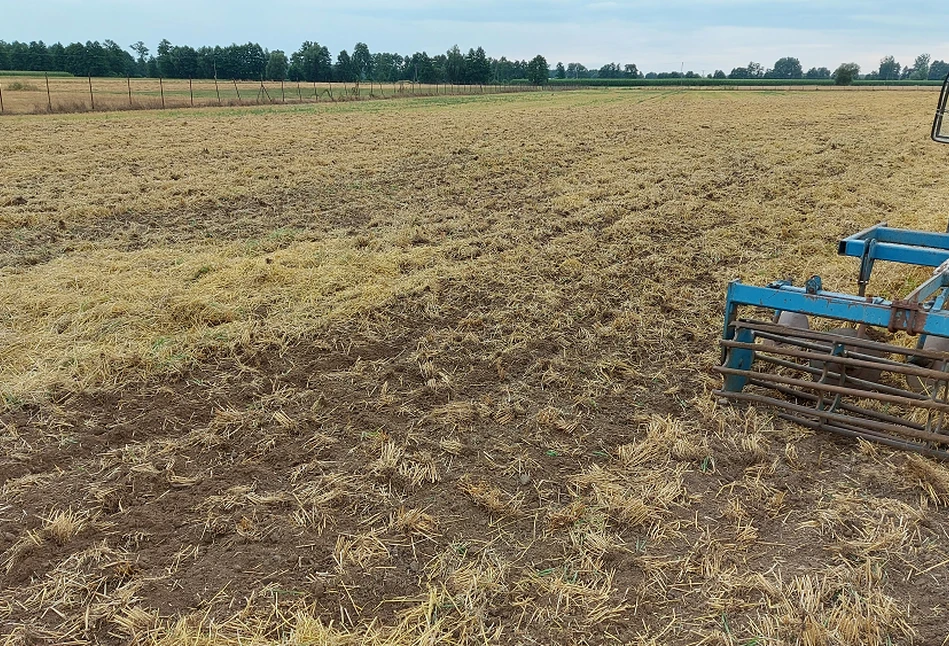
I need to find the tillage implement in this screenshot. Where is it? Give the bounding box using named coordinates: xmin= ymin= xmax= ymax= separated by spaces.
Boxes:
xmin=715 ymin=74 xmax=949 ymax=459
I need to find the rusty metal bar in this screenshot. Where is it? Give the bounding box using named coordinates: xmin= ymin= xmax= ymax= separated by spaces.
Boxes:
xmin=715 ymin=367 xmax=949 ymax=413
xmin=777 ymin=414 xmax=949 ymax=461
xmin=752 ymin=378 xmax=927 ymax=429
xmin=752 ymin=353 xmax=928 ymax=399
xmin=738 ymin=320 xmax=949 ymax=361
xmin=736 ymin=338 xmax=949 ymax=380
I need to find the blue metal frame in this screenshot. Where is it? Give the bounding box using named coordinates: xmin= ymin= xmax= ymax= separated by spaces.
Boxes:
xmin=721 ymin=224 xmax=949 ymax=394
xmin=838 ymin=222 xmax=949 ymax=270
xmin=723 ymin=279 xmax=949 ymax=339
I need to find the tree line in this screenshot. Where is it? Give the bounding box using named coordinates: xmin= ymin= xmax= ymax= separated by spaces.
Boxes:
xmin=0 ymin=39 xmax=549 ymax=85
xmin=1 ymin=39 xmax=946 ymax=86
xmin=719 ymin=54 xmax=948 ymax=84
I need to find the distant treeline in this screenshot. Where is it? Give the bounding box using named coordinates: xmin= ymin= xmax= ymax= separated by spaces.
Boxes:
xmin=0 ymin=39 xmax=549 ymax=84
xmin=1 ymin=40 xmax=946 ymax=86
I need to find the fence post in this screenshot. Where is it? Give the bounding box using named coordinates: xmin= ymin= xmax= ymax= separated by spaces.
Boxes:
xmin=88 ymin=75 xmax=95 ymax=110
xmin=159 ymin=77 xmax=165 ymax=109
xmin=127 ymin=76 xmax=132 ymax=107
xmin=47 ymin=73 xmax=53 ymax=111
xmin=189 ymin=78 xmax=194 ymax=107
xmin=0 ymin=84 xmax=3 ymax=114
xmin=297 ymin=81 xmax=302 ymax=102
xmin=233 ymin=79 xmax=241 ymax=102
xmin=215 ymin=76 xmax=221 ymax=104
xmin=281 ymin=80 xmax=285 ymax=103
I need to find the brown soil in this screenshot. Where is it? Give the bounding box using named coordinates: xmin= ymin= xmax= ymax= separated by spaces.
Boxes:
xmin=3 ymin=90 xmax=949 ymax=645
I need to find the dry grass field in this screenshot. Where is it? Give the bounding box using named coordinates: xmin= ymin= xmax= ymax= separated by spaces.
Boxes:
xmin=2 ymin=89 xmax=949 ymax=645
xmin=0 ymin=76 xmax=524 ymax=115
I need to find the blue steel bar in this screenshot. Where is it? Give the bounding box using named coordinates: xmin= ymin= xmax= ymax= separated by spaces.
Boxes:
xmin=724 ymin=280 xmax=949 ymax=337
xmin=837 ymin=240 xmax=949 ymax=269
xmin=840 ymin=224 xmax=949 ymax=250
xmin=838 ymin=224 xmax=949 ymax=270
xmin=904 ymin=269 xmax=949 ymax=303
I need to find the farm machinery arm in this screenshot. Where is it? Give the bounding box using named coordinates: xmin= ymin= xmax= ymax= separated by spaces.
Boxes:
xmin=715 ymin=74 xmax=949 ymax=459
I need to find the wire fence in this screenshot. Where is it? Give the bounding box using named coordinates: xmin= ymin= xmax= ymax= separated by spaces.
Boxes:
xmin=0 ymin=74 xmax=555 ymax=115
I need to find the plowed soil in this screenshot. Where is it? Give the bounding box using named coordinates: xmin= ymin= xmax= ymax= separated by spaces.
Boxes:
xmin=3 ymin=90 xmax=949 ymax=645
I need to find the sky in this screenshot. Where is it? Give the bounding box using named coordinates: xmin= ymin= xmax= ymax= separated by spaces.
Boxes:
xmin=3 ymin=0 xmax=949 ymax=74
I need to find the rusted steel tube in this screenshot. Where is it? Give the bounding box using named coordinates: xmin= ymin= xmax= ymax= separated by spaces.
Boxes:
xmin=716 ymin=367 xmax=949 ymax=412
xmin=749 ymin=378 xmax=927 ymax=430
xmin=723 ymin=339 xmax=949 ymax=381
xmin=776 ymin=414 xmax=949 ymax=461
xmin=713 ymin=389 xmax=949 ymax=445
xmin=739 ymin=320 xmax=949 ymax=361
xmin=752 ymin=354 xmax=939 ymax=400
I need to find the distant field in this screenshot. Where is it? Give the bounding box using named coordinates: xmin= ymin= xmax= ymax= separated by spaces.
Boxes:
xmin=0 ymin=70 xmax=73 ymax=77
xmin=0 ymin=75 xmax=536 ymax=114
xmin=2 ymin=90 xmax=949 ymax=645
xmin=550 ymin=77 xmax=944 ymax=88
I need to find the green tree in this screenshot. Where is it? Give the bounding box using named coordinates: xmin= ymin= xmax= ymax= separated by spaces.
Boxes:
xmin=805 ymin=66 xmax=831 ymax=79
xmin=526 ymin=54 xmax=548 ymax=85
xmin=555 ymin=61 xmax=566 ymax=79
xmin=623 ymin=63 xmax=640 ymax=78
xmin=351 ymin=42 xmax=372 ymax=80
xmin=769 ymin=56 xmax=802 ymax=79
xmin=466 ymin=47 xmax=491 ymax=84
xmin=832 ymin=62 xmax=860 ymax=85
xmin=84 ymin=40 xmax=108 ymax=76
xmin=334 ymin=49 xmax=356 ymax=82
xmin=102 ymin=39 xmax=134 ymax=76
xmin=445 ymin=45 xmax=465 ymax=83
xmin=930 ymin=59 xmax=949 ymax=81
xmin=911 ymin=53 xmax=931 ymax=80
xmin=405 ymin=51 xmax=437 ymax=83
xmin=174 ymin=45 xmax=199 ymax=78
xmin=496 ymin=57 xmax=517 ymax=81
xmin=130 ymin=41 xmax=149 ymax=76
xmin=878 ymin=55 xmax=900 ymax=81
xmin=265 ymin=50 xmax=288 ymax=80
xmin=728 ymin=66 xmax=750 ymax=79
xmin=566 ymin=62 xmax=588 ymax=79
xmin=598 ymin=62 xmax=621 ymax=78
xmin=371 ymin=52 xmax=402 ymax=82
xmin=156 ymin=38 xmax=175 ymax=77
xmin=289 ymin=41 xmax=331 ymax=82
xmin=27 ymin=41 xmax=49 ymax=71
xmin=713 ymin=69 xmax=726 ymax=79
xmin=48 ymin=42 xmax=65 ymax=71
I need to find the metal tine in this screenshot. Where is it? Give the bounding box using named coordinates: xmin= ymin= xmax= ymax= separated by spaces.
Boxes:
xmin=748 ymin=329 xmax=929 ymax=372
xmin=753 ymin=353 xmax=939 ymax=400
xmin=725 ymin=336 xmax=948 ymax=378
xmin=716 ymin=366 xmax=949 ymax=414
xmin=740 ymin=319 xmax=949 ymax=362
xmin=925 ymin=376 xmax=949 ymax=434
xmin=750 ymin=378 xmax=927 ymax=430
xmin=776 ymin=413 xmax=949 ymax=461
xmin=743 ymin=330 xmax=915 ymax=369
xmin=713 ymin=389 xmax=949 ymax=445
